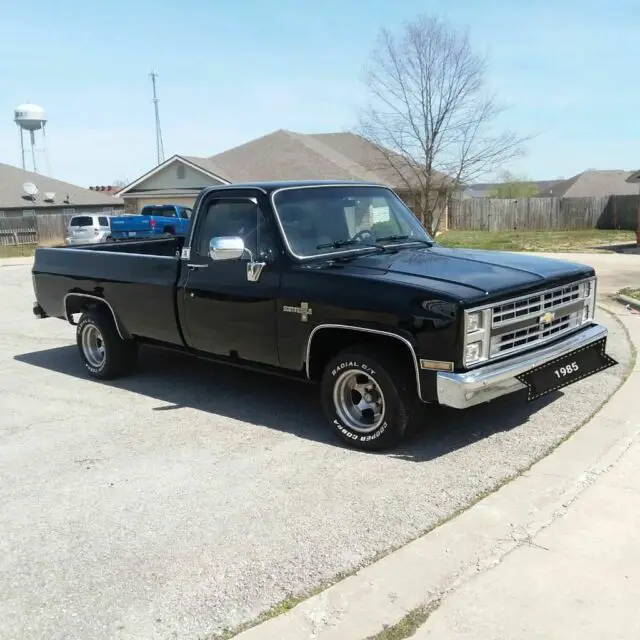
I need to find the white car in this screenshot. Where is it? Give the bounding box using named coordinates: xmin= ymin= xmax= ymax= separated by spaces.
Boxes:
xmin=65 ymin=214 xmax=112 ymax=245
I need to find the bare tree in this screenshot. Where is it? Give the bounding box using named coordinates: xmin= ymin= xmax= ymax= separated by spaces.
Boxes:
xmin=358 ymin=14 xmax=529 ymax=233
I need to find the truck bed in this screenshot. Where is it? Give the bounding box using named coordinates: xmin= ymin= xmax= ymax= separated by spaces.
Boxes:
xmin=32 ymin=237 xmax=186 ymax=345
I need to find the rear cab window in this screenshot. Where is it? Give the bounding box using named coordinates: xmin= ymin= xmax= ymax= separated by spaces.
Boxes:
xmin=142 ymin=206 xmax=178 ymax=218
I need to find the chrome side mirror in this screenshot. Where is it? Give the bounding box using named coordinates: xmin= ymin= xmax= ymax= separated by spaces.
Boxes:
xmin=209 ymin=236 xmax=245 ymax=261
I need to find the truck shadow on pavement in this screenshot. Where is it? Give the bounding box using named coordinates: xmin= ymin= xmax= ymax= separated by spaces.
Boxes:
xmin=14 ymin=344 xmax=558 ymax=461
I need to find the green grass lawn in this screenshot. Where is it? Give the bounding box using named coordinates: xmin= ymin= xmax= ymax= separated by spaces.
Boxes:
xmin=620 ymin=288 xmax=640 ymax=301
xmin=437 ymin=229 xmax=636 ymax=253
xmin=0 ymin=244 xmax=37 ymax=259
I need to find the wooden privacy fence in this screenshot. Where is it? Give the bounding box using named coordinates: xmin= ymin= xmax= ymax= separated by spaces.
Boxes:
xmin=0 ymin=216 xmax=38 ymax=246
xmin=35 ymin=213 xmax=75 ymax=245
xmin=449 ymin=195 xmax=639 ymax=231
xmin=0 ymin=196 xmax=638 ymax=245
xmin=0 ymin=213 xmax=74 ymax=247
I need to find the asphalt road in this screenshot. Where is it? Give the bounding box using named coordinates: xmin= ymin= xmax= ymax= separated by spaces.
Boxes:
xmin=0 ymin=263 xmax=632 ymax=639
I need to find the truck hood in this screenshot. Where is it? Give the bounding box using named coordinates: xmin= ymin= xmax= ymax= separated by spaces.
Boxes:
xmin=336 ymin=245 xmax=594 ymax=303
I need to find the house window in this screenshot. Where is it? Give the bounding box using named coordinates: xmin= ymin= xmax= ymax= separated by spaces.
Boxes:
xmin=63 ymin=208 xmax=76 ymax=215
xmin=22 ymin=209 xmax=35 ymax=217
xmin=177 ymin=164 xmax=186 ymax=180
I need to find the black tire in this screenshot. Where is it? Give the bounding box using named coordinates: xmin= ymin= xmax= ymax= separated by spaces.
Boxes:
xmin=105 ymin=236 xmax=115 ymax=243
xmin=76 ymin=306 xmax=138 ymax=380
xmin=320 ymin=345 xmax=415 ymax=450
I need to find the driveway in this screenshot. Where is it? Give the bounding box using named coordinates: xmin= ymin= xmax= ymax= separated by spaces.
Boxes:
xmin=522 ymin=251 xmax=640 ymax=298
xmin=0 ymin=262 xmax=632 ymax=639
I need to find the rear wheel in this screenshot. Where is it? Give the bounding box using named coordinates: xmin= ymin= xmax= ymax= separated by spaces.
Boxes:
xmin=320 ymin=345 xmax=415 ymax=450
xmin=76 ymin=307 xmax=137 ymax=379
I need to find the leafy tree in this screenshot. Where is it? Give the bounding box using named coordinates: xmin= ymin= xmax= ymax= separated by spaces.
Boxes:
xmin=487 ymin=171 xmax=539 ymax=198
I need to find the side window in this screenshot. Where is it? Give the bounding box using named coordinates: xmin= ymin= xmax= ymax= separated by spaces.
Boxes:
xmin=98 ymin=216 xmax=109 ymax=227
xmin=195 ymin=199 xmax=277 ymax=260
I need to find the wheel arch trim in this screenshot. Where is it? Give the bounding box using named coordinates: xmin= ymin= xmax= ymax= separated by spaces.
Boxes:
xmin=305 ymin=323 xmax=425 ymax=402
xmin=63 ymin=293 xmax=128 ymax=340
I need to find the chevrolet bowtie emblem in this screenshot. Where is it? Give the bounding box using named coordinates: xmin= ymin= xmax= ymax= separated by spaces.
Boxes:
xmin=539 ymin=311 xmax=555 ymax=325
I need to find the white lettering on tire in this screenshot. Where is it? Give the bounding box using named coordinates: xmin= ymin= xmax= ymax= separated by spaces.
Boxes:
xmin=331 ymin=361 xmax=376 ymax=377
xmin=329 ymin=358 xmax=388 ymax=443
xmin=332 ymin=419 xmax=388 ymax=442
xmin=80 ymin=320 xmax=106 ymax=374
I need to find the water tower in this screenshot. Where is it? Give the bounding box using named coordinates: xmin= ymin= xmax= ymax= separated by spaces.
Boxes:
xmin=14 ymin=104 xmax=49 ymax=174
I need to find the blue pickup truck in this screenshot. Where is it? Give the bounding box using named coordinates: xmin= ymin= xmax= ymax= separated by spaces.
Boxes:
xmin=109 ymin=204 xmax=192 ymax=241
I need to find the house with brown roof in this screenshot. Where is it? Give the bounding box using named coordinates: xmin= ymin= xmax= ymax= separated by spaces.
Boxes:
xmin=0 ymin=162 xmax=125 ymax=218
xmin=115 ymin=129 xmax=451 ymax=218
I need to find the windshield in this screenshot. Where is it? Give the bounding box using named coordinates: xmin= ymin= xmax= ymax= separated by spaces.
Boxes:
xmin=272 ymin=185 xmax=432 ymax=258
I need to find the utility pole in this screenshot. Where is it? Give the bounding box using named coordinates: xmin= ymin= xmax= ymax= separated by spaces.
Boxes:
xmin=150 ymin=71 xmax=165 ymax=165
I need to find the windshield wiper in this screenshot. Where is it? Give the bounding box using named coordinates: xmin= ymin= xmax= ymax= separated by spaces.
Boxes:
xmin=316 ymin=239 xmax=382 ymax=250
xmin=375 ymin=234 xmax=433 ymax=246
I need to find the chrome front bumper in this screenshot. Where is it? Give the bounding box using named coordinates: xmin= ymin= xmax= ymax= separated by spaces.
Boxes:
xmin=436 ymin=323 xmax=608 ymax=409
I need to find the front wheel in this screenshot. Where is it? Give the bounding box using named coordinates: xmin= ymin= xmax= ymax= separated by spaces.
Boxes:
xmin=76 ymin=307 xmax=138 ymax=379
xmin=320 ymin=346 xmax=415 ymax=450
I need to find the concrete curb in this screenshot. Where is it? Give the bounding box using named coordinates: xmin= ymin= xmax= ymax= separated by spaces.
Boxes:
xmin=0 ymin=257 xmax=34 ymax=268
xmin=617 ymin=293 xmax=640 ymax=312
xmin=234 ymin=307 xmax=638 ymax=640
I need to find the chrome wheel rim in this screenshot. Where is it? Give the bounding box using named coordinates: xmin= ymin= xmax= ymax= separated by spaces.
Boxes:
xmin=333 ymin=369 xmax=385 ymax=434
xmin=81 ymin=324 xmax=105 ymax=368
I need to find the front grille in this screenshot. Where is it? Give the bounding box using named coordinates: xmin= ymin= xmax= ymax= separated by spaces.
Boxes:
xmin=463 ymin=278 xmax=595 ymax=368
xmin=492 ymin=282 xmax=582 ymax=326
xmin=488 ymin=280 xmax=591 ymax=360
xmin=490 ymin=309 xmax=582 ymax=357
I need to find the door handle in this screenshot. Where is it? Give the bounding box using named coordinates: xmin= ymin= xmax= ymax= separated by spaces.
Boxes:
xmin=187 ymin=263 xmax=208 ymax=270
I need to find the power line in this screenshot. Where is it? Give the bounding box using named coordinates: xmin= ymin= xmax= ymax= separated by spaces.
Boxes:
xmin=150 ymin=70 xmax=165 ymax=165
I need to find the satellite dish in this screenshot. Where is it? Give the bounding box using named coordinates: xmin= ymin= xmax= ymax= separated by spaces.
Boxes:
xmin=23 ymin=182 xmax=38 ymax=196
xmin=44 ymin=191 xmax=55 ymax=201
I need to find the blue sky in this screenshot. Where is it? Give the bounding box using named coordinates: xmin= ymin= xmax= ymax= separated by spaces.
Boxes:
xmin=0 ymin=0 xmax=638 ymax=187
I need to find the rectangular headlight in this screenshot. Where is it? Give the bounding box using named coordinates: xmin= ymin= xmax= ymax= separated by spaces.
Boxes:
xmin=465 ymin=341 xmax=483 ymax=364
xmin=466 ymin=312 xmax=481 ymax=333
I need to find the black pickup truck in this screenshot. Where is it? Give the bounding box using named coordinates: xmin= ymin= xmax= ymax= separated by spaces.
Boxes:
xmin=31 ymin=180 xmax=616 ymax=450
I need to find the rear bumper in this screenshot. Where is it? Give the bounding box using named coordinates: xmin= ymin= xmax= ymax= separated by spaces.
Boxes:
xmin=436 ymin=323 xmax=608 ymax=409
xmin=111 ymin=231 xmax=154 ymax=239
xmin=65 ymin=236 xmax=107 ymax=245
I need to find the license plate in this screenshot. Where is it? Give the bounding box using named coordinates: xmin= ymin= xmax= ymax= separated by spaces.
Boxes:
xmin=516 ymin=337 xmax=617 ymax=401
xmin=128 ymin=232 xmax=136 ymax=237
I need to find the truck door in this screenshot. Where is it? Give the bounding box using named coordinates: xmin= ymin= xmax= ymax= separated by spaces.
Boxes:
xmin=178 ymin=191 xmax=281 ymax=366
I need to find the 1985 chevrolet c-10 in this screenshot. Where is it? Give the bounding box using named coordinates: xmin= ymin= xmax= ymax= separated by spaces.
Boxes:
xmin=31 ymin=180 xmax=617 ymax=450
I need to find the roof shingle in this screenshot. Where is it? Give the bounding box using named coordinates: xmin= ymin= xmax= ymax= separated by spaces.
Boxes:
xmin=0 ymin=162 xmax=124 ymax=209
xmin=204 ymin=130 xmax=448 ymax=189
xmin=538 ymin=170 xmax=639 ymax=198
